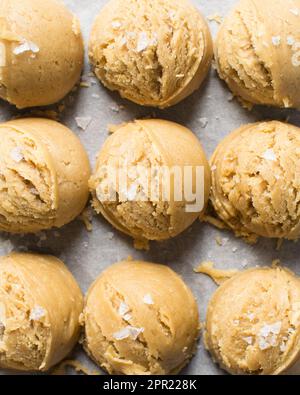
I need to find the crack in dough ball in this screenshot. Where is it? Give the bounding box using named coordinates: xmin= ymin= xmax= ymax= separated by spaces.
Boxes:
xmin=205 ymin=266 xmax=300 ymax=375
xmin=0 ymin=253 xmax=83 ymax=372
xmin=89 ymin=0 xmax=213 ymax=108
xmin=89 ymin=119 xmax=211 ymax=242
xmin=0 ymin=118 xmax=90 ymax=233
xmin=215 ymin=0 xmax=300 ymax=109
xmin=0 ymin=0 xmax=84 ymax=109
xmin=210 ymin=121 xmax=300 ymax=243
xmin=83 ymin=260 xmax=199 ymax=375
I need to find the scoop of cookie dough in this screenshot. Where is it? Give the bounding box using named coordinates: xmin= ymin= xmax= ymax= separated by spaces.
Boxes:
xmin=0 ymin=118 xmax=90 ymax=233
xmin=0 ymin=252 xmax=83 ymax=372
xmin=83 ymin=260 xmax=199 ymax=375
xmin=89 ymin=0 xmax=213 ymax=108
xmin=0 ymin=0 xmax=84 ymax=109
xmin=205 ymin=266 xmax=300 ymax=375
xmin=215 ymin=0 xmax=300 ymax=109
xmin=89 ymin=119 xmax=211 ymax=243
xmin=210 ymin=121 xmax=300 ymax=243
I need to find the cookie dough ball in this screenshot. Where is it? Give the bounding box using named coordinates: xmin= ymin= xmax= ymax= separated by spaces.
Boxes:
xmin=215 ymin=0 xmax=300 ymax=109
xmin=0 ymin=118 xmax=91 ymax=233
xmin=205 ymin=266 xmax=300 ymax=375
xmin=89 ymin=119 xmax=211 ymax=242
xmin=83 ymin=260 xmax=199 ymax=375
xmin=210 ymin=121 xmax=300 ymax=243
xmin=0 ymin=0 xmax=84 ymax=109
xmin=89 ymin=0 xmax=213 ymax=108
xmin=0 ymin=253 xmax=83 ymax=372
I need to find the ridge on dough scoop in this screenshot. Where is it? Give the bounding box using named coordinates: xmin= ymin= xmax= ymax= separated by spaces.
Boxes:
xmin=89 ymin=0 xmax=213 ymax=108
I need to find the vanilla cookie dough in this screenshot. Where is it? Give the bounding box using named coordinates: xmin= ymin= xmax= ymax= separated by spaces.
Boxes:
xmin=215 ymin=0 xmax=300 ymax=109
xmin=89 ymin=0 xmax=213 ymax=108
xmin=89 ymin=119 xmax=211 ymax=243
xmin=0 ymin=118 xmax=90 ymax=233
xmin=205 ymin=266 xmax=300 ymax=375
xmin=83 ymin=260 xmax=199 ymax=375
xmin=210 ymin=121 xmax=300 ymax=243
xmin=0 ymin=0 xmax=84 ymax=109
xmin=0 ymin=253 xmax=83 ymax=372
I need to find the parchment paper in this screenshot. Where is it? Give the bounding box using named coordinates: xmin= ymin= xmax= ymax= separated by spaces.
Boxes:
xmin=1 ymin=0 xmax=300 ymax=375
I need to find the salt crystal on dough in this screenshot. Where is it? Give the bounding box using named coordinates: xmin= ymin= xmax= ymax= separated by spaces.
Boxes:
xmin=136 ymin=32 xmax=148 ymax=52
xmin=272 ymin=36 xmax=281 ymax=46
xmin=113 ymin=326 xmax=144 ymax=340
xmin=143 ymin=294 xmax=154 ymax=305
xmin=118 ymin=302 xmax=130 ymax=317
xmin=243 ymin=336 xmax=253 ymax=345
xmin=112 ymin=21 xmax=122 ymax=29
xmin=30 ymin=305 xmax=46 ymax=321
xmin=262 ymin=148 xmax=276 ymax=161
xmin=10 ymin=147 xmax=24 ymax=163
xmin=290 ymin=8 xmax=300 ymax=16
xmin=13 ymin=40 xmax=39 ymax=55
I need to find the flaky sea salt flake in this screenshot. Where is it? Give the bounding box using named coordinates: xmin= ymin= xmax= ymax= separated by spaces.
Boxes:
xmin=243 ymin=336 xmax=253 ymax=345
xmin=113 ymin=326 xmax=144 ymax=340
xmin=143 ymin=294 xmax=154 ymax=305
xmin=75 ymin=116 xmax=92 ymax=131
xmin=136 ymin=32 xmax=148 ymax=52
xmin=272 ymin=36 xmax=281 ymax=46
xmin=290 ymin=8 xmax=300 ymax=16
xmin=118 ymin=302 xmax=130 ymax=317
xmin=287 ymin=36 xmax=295 ymax=46
xmin=199 ymin=117 xmax=208 ymax=128
xmin=30 ymin=306 xmax=46 ymax=321
xmin=112 ymin=21 xmax=122 ymax=29
xmin=13 ymin=40 xmax=39 ymax=55
xmin=262 ymin=148 xmax=276 ymax=161
xmin=10 ymin=147 xmax=24 ymax=163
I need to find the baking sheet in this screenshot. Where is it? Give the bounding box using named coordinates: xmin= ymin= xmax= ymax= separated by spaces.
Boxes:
xmin=1 ymin=0 xmax=300 ymax=375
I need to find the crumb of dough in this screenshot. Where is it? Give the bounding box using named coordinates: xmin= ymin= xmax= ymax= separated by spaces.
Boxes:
xmin=215 ymin=236 xmax=223 ymax=246
xmin=80 ymin=82 xmax=91 ymax=88
xmin=201 ymin=214 xmax=228 ymax=230
xmin=194 ymin=261 xmax=239 ymax=285
xmin=107 ymin=123 xmax=127 ymax=134
xmin=271 ymin=259 xmax=281 ymax=268
xmin=52 ymin=360 xmax=102 ymax=375
xmin=78 ymin=208 xmax=93 ymax=231
xmin=133 ymin=238 xmax=149 ymax=251
xmin=276 ymin=239 xmax=283 ymax=251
